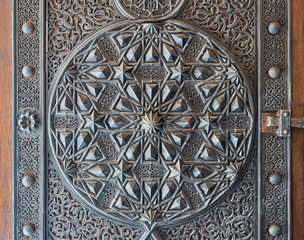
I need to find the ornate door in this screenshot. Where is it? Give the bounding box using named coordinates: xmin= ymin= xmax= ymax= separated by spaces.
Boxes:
xmin=13 ymin=0 xmax=292 ymax=239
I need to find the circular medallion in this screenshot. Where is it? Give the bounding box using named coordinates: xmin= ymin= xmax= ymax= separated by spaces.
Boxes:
xmin=114 ymin=0 xmax=187 ymax=21
xmin=48 ymin=20 xmax=254 ymax=230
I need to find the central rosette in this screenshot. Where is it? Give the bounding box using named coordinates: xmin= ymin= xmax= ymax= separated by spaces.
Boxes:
xmin=140 ymin=112 xmax=164 ymax=134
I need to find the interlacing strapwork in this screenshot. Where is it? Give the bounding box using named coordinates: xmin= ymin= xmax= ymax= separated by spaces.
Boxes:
xmin=49 ymin=21 xmax=254 ymax=227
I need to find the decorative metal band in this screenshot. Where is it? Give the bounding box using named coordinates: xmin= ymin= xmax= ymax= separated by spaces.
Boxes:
xmin=16 ymin=136 xmax=41 ymax=239
xmin=13 ymin=0 xmax=45 ymax=239
xmin=262 ymin=135 xmax=288 ymax=239
xmin=263 ymin=0 xmax=288 ymax=110
xmin=261 ymin=0 xmax=291 ymax=239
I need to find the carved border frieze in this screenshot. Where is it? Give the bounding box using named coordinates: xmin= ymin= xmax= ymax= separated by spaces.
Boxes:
xmin=13 ymin=0 xmax=44 ymax=239
xmin=261 ymin=0 xmax=291 ymax=239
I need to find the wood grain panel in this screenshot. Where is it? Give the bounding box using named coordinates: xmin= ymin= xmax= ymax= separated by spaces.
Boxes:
xmin=0 ymin=0 xmax=12 ymax=239
xmin=292 ymin=1 xmax=304 ymax=239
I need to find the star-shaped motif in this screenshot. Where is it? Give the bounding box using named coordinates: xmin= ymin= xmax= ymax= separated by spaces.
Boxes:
xmin=198 ymin=112 xmax=218 ymax=133
xmin=83 ymin=110 xmax=105 ymax=133
xmin=142 ymin=23 xmax=161 ymax=35
xmin=170 ymin=62 xmax=190 ymax=83
xmin=112 ymin=160 xmax=133 ymax=183
xmin=168 ymin=160 xmax=190 ymax=183
xmin=62 ymin=159 xmax=78 ymax=177
xmin=113 ymin=62 xmax=133 ymax=84
xmin=225 ymin=161 xmax=242 ymax=181
xmin=139 ymin=208 xmax=161 ymax=225
xmin=140 ymin=111 xmax=163 ymax=135
xmin=61 ymin=65 xmax=77 ymax=84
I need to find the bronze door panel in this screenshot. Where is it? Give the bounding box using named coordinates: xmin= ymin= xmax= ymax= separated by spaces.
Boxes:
xmin=13 ymin=1 xmax=291 ymax=239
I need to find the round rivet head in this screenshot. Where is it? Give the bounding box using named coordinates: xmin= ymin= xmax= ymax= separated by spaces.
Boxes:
xmin=22 ymin=21 xmax=35 ymax=35
xmin=268 ymin=172 xmax=282 ymax=185
xmin=268 ymin=224 xmax=281 ymax=237
xmin=22 ymin=223 xmax=36 ymax=237
xmin=18 ymin=110 xmax=40 ymax=134
xmin=22 ymin=174 xmax=35 ymax=187
xmin=22 ymin=65 xmax=35 ymax=78
xmin=268 ymin=66 xmax=281 ymax=79
xmin=268 ymin=21 xmax=281 ymax=35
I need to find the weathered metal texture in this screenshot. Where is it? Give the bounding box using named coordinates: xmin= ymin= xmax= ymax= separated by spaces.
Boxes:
xmin=13 ymin=0 xmax=45 ymax=239
xmin=260 ymin=0 xmax=291 ymax=239
xmin=262 ymin=110 xmax=291 ymax=136
xmin=13 ymin=0 xmax=291 ymax=239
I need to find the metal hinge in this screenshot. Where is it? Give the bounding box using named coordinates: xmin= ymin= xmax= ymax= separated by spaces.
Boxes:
xmin=262 ymin=109 xmax=304 ymax=136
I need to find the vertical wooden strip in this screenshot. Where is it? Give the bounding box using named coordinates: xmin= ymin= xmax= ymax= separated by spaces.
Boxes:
xmin=0 ymin=0 xmax=12 ymax=239
xmin=292 ymin=0 xmax=304 ymax=239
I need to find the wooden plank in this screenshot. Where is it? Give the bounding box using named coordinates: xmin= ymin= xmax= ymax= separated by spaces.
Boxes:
xmin=292 ymin=1 xmax=304 ymax=239
xmin=0 ymin=0 xmax=12 ymax=239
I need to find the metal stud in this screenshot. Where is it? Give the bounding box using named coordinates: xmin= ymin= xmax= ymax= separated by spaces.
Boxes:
xmin=18 ymin=110 xmax=40 ymax=134
xmin=268 ymin=172 xmax=282 ymax=185
xmin=268 ymin=66 xmax=281 ymax=79
xmin=268 ymin=21 xmax=281 ymax=35
xmin=22 ymin=65 xmax=35 ymax=78
xmin=22 ymin=223 xmax=36 ymax=237
xmin=22 ymin=174 xmax=36 ymax=187
xmin=22 ymin=21 xmax=35 ymax=35
xmin=268 ymin=224 xmax=281 ymax=237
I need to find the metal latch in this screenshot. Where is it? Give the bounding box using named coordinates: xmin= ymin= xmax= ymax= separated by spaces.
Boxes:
xmin=262 ymin=110 xmax=291 ymax=136
xmin=262 ymin=109 xmax=304 ymax=136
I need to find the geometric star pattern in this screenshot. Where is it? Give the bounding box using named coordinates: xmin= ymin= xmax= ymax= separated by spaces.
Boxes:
xmin=49 ymin=21 xmax=254 ymax=228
